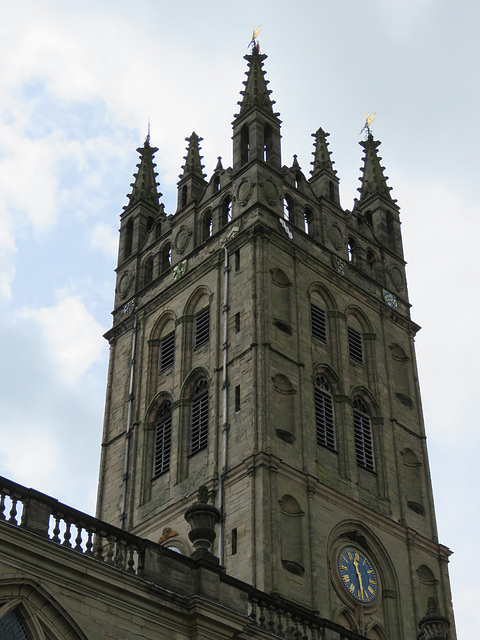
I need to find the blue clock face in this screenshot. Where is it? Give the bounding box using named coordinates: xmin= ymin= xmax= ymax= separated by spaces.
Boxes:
xmin=338 ymin=547 xmax=378 ymax=603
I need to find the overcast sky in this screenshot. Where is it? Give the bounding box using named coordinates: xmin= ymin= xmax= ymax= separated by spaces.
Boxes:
xmin=0 ymin=1 xmax=478 ymax=636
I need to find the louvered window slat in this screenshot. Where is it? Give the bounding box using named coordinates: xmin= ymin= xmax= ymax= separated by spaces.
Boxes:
xmin=353 ymin=398 xmax=375 ymax=471
xmin=314 ymin=375 xmax=336 ymax=450
xmin=348 ymin=326 xmax=364 ymax=365
xmin=311 ymin=303 xmax=327 ymax=343
xmin=194 ymin=307 xmax=210 ymax=348
xmin=190 ymin=378 xmax=208 ymax=454
xmin=159 ymin=331 xmax=175 ymax=372
xmin=153 ymin=402 xmax=172 ymax=477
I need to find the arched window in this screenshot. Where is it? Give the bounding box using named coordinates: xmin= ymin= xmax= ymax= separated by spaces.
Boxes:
xmin=347 ymin=237 xmax=356 ymax=262
xmin=202 ymin=210 xmax=213 ymax=241
xmin=190 ymin=378 xmax=209 ymax=454
xmin=124 ymin=218 xmax=133 ymax=259
xmin=353 ymin=397 xmax=374 ymax=471
xmin=155 ymin=222 xmax=162 ymax=239
xmin=280 ymin=495 xmax=304 ymax=575
xmin=213 ymin=175 xmax=221 ymax=192
xmin=295 ymin=173 xmax=302 ymax=189
xmin=144 ymin=256 xmax=153 ymax=285
xmin=329 ymin=180 xmax=335 ymax=202
xmin=181 ymin=185 xmax=188 ymax=208
xmin=161 ymin=242 xmax=172 ymax=271
xmin=146 ymin=216 xmax=155 ymax=234
xmin=0 ymin=610 xmax=31 ymax=640
xmin=263 ymin=124 xmax=272 ymax=162
xmin=153 ymin=401 xmax=172 ymax=477
xmin=283 ymin=195 xmax=293 ymax=221
xmin=241 ymin=125 xmax=249 ymax=165
xmin=222 ymin=196 xmax=232 ymax=226
xmin=304 ymin=207 xmax=313 ymax=235
xmin=314 ymin=374 xmax=335 ymax=450
xmin=348 ymin=324 xmax=364 ymax=365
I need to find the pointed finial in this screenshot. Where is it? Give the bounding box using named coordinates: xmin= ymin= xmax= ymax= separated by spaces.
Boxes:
xmin=248 ymin=26 xmax=261 ymax=53
xmin=360 ymin=112 xmax=376 ymax=138
xmin=146 ymin=119 xmax=151 ymax=144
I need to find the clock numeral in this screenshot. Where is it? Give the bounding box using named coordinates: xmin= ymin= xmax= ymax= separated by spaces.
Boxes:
xmin=348 ymin=583 xmax=356 ymax=594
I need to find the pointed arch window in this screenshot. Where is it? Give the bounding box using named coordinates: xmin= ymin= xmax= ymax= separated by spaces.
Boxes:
xmin=144 ymin=256 xmax=154 ymax=285
xmin=0 ymin=610 xmax=31 ymax=640
xmin=347 ymin=238 xmax=356 ymax=262
xmin=181 ymin=185 xmax=188 ymax=208
xmin=283 ymin=195 xmax=293 ymax=221
xmin=202 ymin=209 xmax=213 ymax=241
xmin=304 ymin=207 xmax=313 ymax=235
xmin=241 ymin=125 xmax=250 ymax=165
xmin=213 ymin=175 xmax=221 ymax=192
xmin=190 ymin=378 xmax=209 ymax=454
xmin=124 ymin=218 xmax=133 ymax=259
xmin=161 ymin=242 xmax=172 ymax=272
xmin=159 ymin=330 xmax=175 ymax=372
xmin=348 ymin=325 xmax=363 ymax=365
xmin=311 ymin=303 xmax=327 ymax=344
xmin=314 ymin=374 xmax=336 ymax=450
xmin=263 ymin=124 xmax=273 ymax=163
xmin=194 ymin=306 xmax=210 ymax=348
xmin=353 ymin=397 xmax=375 ymax=471
xmin=222 ymin=196 xmax=232 ymax=226
xmin=153 ymin=401 xmax=172 ymax=477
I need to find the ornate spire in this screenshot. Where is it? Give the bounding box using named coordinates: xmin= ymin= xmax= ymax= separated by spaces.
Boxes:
xmin=310 ymin=128 xmax=337 ymax=177
xmin=127 ymin=136 xmax=161 ymax=208
xmin=357 ymin=134 xmax=395 ymax=203
xmin=236 ymin=47 xmax=278 ymax=117
xmin=180 ymin=132 xmax=206 ymax=179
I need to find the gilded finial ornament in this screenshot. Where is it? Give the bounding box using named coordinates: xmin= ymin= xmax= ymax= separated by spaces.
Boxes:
xmin=360 ymin=112 xmax=376 ymax=137
xmin=248 ymin=26 xmax=261 ymax=52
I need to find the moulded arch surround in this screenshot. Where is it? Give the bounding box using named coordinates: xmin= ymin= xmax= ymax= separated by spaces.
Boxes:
xmin=0 ymin=579 xmax=88 ymax=640
xmin=180 ymin=367 xmax=211 ymax=400
xmin=313 ymin=364 xmax=344 ymax=396
xmin=308 ymin=282 xmax=338 ymax=313
xmin=332 ymin=606 xmax=358 ymax=632
xmin=345 ymin=305 xmax=374 ymax=334
xmin=183 ymin=285 xmax=212 ymax=317
xmin=144 ymin=391 xmax=174 ymax=426
xmin=350 ymin=386 xmax=381 ymax=417
xmin=150 ymin=310 xmax=177 ymax=341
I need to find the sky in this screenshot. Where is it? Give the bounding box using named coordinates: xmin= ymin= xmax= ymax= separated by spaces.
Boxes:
xmin=0 ymin=0 xmax=478 ymax=636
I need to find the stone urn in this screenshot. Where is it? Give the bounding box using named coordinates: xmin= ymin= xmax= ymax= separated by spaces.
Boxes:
xmin=184 ymin=486 xmax=221 ymax=562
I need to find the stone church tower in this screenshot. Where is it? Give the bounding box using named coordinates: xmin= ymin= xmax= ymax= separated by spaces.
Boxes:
xmin=95 ymin=45 xmax=456 ymax=639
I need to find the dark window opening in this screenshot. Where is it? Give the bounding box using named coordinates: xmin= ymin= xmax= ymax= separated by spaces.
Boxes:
xmin=203 ymin=210 xmax=213 ymax=241
xmin=146 ymin=216 xmax=154 ymax=233
xmin=235 ymin=250 xmax=240 ymax=272
xmin=235 ymin=385 xmax=241 ymax=412
xmin=314 ymin=375 xmax=336 ymax=450
xmin=232 ymin=527 xmax=238 ymax=555
xmin=348 ymin=326 xmax=364 ymax=365
xmin=194 ymin=307 xmax=210 ymax=348
xmin=367 ymin=250 xmax=376 ymax=277
xmin=304 ymin=207 xmax=313 ymax=235
xmin=190 ymin=378 xmax=209 ymax=454
xmin=214 ymin=175 xmax=221 ymax=192
xmin=155 ymin=222 xmax=162 ymax=239
xmin=159 ymin=331 xmax=175 ymax=372
xmin=161 ymin=242 xmax=172 ymax=271
xmin=153 ymin=401 xmax=172 ymax=477
xmin=144 ymin=256 xmax=153 ymax=285
xmin=263 ymin=124 xmax=273 ymax=162
xmin=181 ymin=185 xmax=188 ymax=208
xmin=353 ymin=397 xmax=375 ymax=471
xmin=311 ymin=303 xmax=327 ymax=344
xmin=234 ymin=312 xmax=240 ymax=334
xmin=295 ymin=173 xmax=302 ymax=189
xmin=386 ymin=211 xmax=396 ymax=248
xmin=241 ymin=126 xmax=250 ymax=165
xmin=329 ymin=181 xmax=335 ymax=202
xmin=347 ymin=238 xmax=355 ymax=262
xmin=124 ymin=219 xmax=133 ymax=259
xmin=222 ymin=196 xmax=232 ymax=225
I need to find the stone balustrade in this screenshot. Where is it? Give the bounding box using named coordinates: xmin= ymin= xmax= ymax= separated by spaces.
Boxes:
xmin=0 ymin=475 xmax=366 ymax=640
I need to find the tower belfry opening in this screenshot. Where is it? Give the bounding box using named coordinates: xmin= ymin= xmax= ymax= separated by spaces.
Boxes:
xmin=93 ymin=45 xmax=456 ymax=640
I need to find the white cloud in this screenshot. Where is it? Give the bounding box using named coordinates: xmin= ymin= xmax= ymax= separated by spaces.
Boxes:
xmin=90 ymin=223 xmax=118 ymax=258
xmin=19 ymin=295 xmax=105 ymax=385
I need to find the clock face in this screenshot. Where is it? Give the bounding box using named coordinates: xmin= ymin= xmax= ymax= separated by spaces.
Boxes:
xmin=338 ymin=547 xmax=378 ymax=603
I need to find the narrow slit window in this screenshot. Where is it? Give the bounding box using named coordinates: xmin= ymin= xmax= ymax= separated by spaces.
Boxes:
xmin=235 ymin=385 xmax=241 ymax=412
xmin=348 ymin=326 xmax=363 ymax=365
xmin=159 ymin=331 xmax=175 ymax=372
xmin=194 ymin=307 xmax=210 ymax=348
xmin=234 ymin=312 xmax=240 ymax=334
xmin=311 ymin=303 xmax=327 ymax=344
xmin=232 ymin=527 xmax=238 ymax=555
xmin=235 ymin=250 xmax=240 ymax=272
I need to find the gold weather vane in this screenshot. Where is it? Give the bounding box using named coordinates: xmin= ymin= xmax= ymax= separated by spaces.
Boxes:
xmin=248 ymin=26 xmax=261 ymax=52
xmin=360 ymin=112 xmax=376 ymax=136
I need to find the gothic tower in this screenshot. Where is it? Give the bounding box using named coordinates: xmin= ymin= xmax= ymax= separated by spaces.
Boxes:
xmin=96 ymin=45 xmax=456 ymax=639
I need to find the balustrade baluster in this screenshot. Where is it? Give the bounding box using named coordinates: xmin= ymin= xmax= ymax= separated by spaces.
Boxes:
xmin=126 ymin=545 xmax=136 ymax=574
xmin=267 ymin=605 xmax=276 ymax=634
xmin=8 ymin=496 xmax=18 ymax=525
xmin=258 ymin=601 xmax=267 ymax=630
xmin=277 ymin=608 xmax=285 ymax=637
xmin=74 ymin=525 xmax=83 ymax=552
xmin=115 ymin=540 xmax=125 ymax=569
xmin=94 ymin=532 xmax=105 ymax=560
xmin=0 ymin=493 xmax=6 ymax=521
xmin=106 ymin=535 xmax=115 ymax=564
xmin=85 ymin=529 xmax=94 ymax=556
xmin=249 ymin=598 xmax=258 ymax=624
xmin=62 ymin=521 xmax=72 ymax=548
xmin=51 ymin=515 xmax=61 ymax=544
